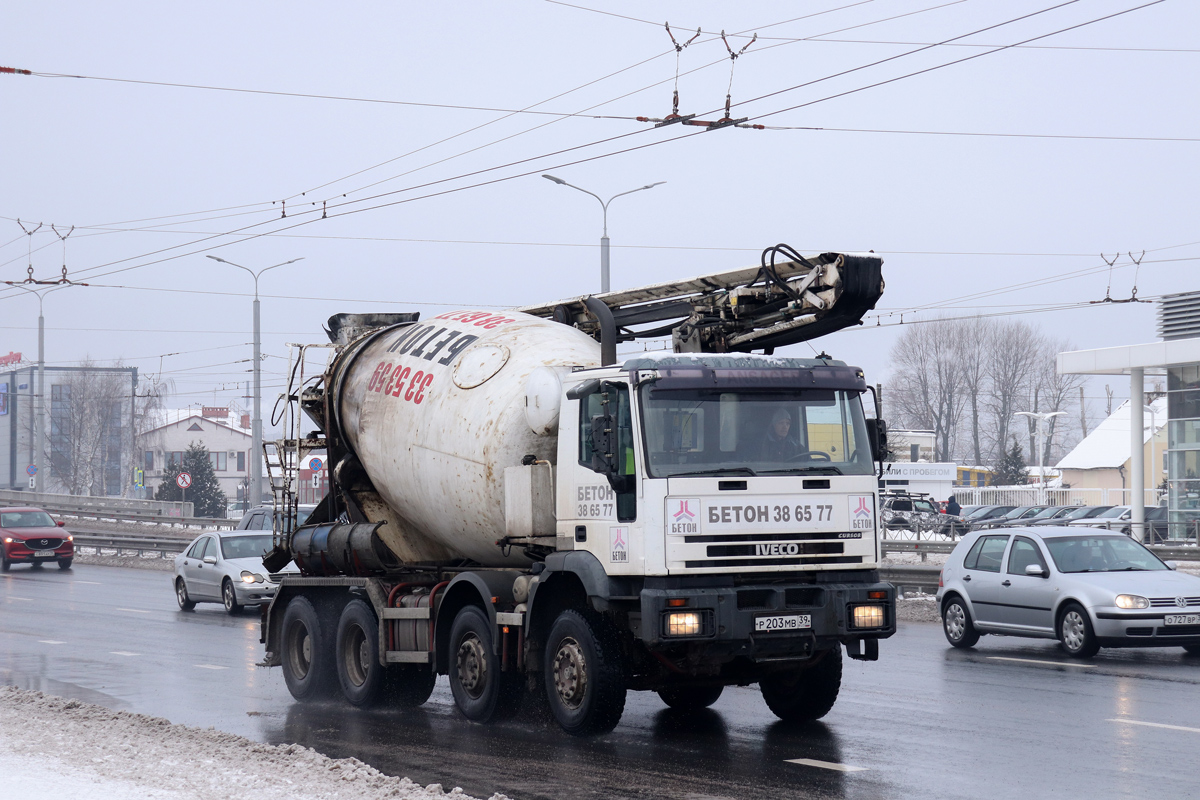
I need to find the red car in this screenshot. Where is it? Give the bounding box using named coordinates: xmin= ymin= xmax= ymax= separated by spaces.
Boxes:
xmin=1 ymin=507 xmax=74 ymax=571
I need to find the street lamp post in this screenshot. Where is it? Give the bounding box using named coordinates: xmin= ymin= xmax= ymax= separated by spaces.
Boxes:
xmin=542 ymin=174 xmax=665 ymax=293
xmin=13 ymin=284 xmax=74 ymax=494
xmin=1015 ymin=410 xmax=1066 ymax=503
xmin=207 ymin=255 xmax=304 ymax=508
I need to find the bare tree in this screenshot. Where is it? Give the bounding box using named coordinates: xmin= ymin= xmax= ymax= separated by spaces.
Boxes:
xmin=47 ymin=361 xmax=130 ymax=495
xmin=1034 ymin=336 xmax=1084 ymax=464
xmin=887 ymin=318 xmax=965 ymax=461
xmin=953 ymin=316 xmax=994 ymax=466
xmin=984 ymin=320 xmax=1042 ymax=461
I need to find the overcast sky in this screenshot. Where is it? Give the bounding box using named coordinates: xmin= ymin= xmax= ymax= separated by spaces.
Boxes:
xmin=3 ymin=0 xmax=1196 ymax=429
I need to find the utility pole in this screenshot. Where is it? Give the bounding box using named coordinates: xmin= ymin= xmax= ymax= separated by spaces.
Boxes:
xmin=1079 ymin=386 xmax=1088 ymax=438
xmin=11 ymin=284 xmax=74 ymax=494
xmin=207 ymin=255 xmax=304 ymax=508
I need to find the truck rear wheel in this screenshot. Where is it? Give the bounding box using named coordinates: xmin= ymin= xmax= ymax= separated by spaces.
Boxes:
xmin=543 ymin=609 xmax=626 ymax=736
xmin=448 ymin=605 xmax=521 ymax=722
xmin=281 ymin=596 xmax=336 ymax=701
xmin=657 ymin=685 xmax=724 ymax=711
xmin=760 ymin=647 xmax=843 ymax=722
xmin=336 ymin=600 xmax=388 ymax=708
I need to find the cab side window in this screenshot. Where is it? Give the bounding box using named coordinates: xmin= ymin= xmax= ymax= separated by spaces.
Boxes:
xmin=964 ymin=535 xmax=1009 ymax=572
xmin=1007 ymin=536 xmax=1048 ymax=575
xmin=577 ymin=384 xmax=636 ymax=522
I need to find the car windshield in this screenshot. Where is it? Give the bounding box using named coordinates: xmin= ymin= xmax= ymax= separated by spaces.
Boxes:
xmin=1030 ymin=507 xmax=1065 ymax=520
xmin=1044 ymin=535 xmax=1168 ymax=573
xmin=1095 ymin=506 xmax=1129 ymax=519
xmin=220 ymin=535 xmax=274 ymax=560
xmin=1060 ymin=506 xmax=1104 ymax=520
xmin=964 ymin=507 xmax=993 ymax=519
xmin=639 ymin=385 xmax=874 ymax=478
xmin=1001 ymin=506 xmax=1034 ymax=519
xmin=913 ymin=500 xmax=939 ymax=514
xmin=0 ymin=511 xmax=55 ymax=528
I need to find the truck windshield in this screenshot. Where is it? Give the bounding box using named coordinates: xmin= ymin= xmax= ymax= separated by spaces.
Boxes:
xmin=639 ymin=386 xmax=873 ymax=478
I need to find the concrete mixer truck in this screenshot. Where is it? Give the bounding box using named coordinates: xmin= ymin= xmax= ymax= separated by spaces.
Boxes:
xmin=259 ymin=245 xmax=896 ymax=735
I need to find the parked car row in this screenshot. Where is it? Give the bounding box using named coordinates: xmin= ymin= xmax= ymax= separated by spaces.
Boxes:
xmin=938 ymin=526 xmax=1200 ymax=659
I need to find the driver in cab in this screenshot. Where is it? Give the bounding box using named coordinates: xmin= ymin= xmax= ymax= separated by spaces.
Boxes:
xmin=759 ymin=408 xmax=801 ymax=461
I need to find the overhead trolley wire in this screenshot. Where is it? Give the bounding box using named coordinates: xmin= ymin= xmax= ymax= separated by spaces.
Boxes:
xmin=0 ymin=1 xmax=1170 ymax=299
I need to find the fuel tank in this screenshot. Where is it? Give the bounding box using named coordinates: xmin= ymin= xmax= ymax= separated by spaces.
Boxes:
xmin=330 ymin=309 xmax=599 ymax=567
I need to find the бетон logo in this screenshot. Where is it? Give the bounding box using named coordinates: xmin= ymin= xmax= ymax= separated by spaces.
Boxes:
xmin=669 ymin=499 xmax=699 ymax=534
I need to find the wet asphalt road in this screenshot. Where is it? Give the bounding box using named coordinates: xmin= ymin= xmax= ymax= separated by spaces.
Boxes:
xmin=2 ymin=563 xmax=1200 ymax=800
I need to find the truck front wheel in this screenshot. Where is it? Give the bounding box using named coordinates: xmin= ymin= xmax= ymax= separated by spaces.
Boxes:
xmin=544 ymin=609 xmax=626 ymax=736
xmin=448 ymin=605 xmax=521 ymax=722
xmin=336 ymin=600 xmax=388 ymax=708
xmin=281 ymin=596 xmax=336 ymax=701
xmin=760 ymin=646 xmax=843 ymax=722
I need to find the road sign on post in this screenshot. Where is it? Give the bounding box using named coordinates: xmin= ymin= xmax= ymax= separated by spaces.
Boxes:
xmin=26 ymin=465 xmax=37 ymax=476
xmin=176 ymin=472 xmax=192 ymax=489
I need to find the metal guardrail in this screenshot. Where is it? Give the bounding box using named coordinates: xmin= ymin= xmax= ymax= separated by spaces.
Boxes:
xmin=0 ymin=489 xmax=235 ymax=530
xmin=72 ymin=533 xmax=190 ymax=558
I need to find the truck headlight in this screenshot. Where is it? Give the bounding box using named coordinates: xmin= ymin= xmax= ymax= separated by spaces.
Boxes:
xmin=850 ymin=604 xmax=885 ymax=629
xmin=1115 ymin=594 xmax=1149 ymax=609
xmin=663 ymin=610 xmax=711 ymax=637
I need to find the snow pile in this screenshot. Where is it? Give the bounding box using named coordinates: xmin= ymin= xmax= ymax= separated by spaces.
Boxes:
xmin=0 ymin=686 xmax=509 ymax=800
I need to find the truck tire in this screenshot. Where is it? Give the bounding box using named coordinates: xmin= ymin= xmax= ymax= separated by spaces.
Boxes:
xmin=760 ymin=647 xmax=843 ymax=722
xmin=543 ymin=609 xmax=627 ymax=736
xmin=281 ymin=596 xmax=337 ymax=701
xmin=448 ymin=605 xmax=521 ymax=722
xmin=336 ymin=600 xmax=388 ymax=708
xmin=386 ymin=665 xmax=437 ymax=708
xmin=657 ymin=685 xmax=724 ymax=711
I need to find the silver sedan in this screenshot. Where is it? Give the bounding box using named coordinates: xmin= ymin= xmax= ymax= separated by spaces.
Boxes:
xmin=937 ymin=527 xmax=1200 ymax=658
xmin=173 ymin=531 xmax=296 ymax=615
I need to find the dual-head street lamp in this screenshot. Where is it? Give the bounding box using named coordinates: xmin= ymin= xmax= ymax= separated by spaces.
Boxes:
xmin=206 ymin=255 xmax=304 ymax=508
xmin=542 ymin=174 xmax=665 ymax=294
xmin=1014 ymin=410 xmax=1067 ymax=499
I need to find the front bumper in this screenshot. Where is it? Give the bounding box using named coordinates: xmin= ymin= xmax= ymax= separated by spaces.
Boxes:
xmin=1093 ymin=608 xmax=1200 ymax=647
xmin=4 ymin=543 xmax=74 ymax=563
xmin=234 ymin=581 xmax=279 ymax=604
xmin=635 ymin=574 xmax=896 ymax=661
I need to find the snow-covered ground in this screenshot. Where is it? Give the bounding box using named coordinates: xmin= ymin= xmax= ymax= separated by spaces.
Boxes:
xmin=0 ymin=687 xmax=508 ymax=800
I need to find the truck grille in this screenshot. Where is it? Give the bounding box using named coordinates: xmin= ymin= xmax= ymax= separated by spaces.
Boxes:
xmin=686 ymin=555 xmax=864 ymax=569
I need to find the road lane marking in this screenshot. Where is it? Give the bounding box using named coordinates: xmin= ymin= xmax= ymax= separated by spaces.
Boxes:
xmin=116 ymin=608 xmax=152 ymax=614
xmin=5 ymin=597 xmax=34 ymax=602
xmin=785 ymin=758 xmax=868 ymax=773
xmin=194 ymin=664 xmax=228 ymax=670
xmin=73 ymin=580 xmax=102 ymax=585
xmin=987 ymin=656 xmax=1096 ymax=668
xmin=110 ymin=651 xmax=140 ymax=657
xmin=38 ymin=640 xmax=65 ymax=645
xmin=1110 ymin=718 xmax=1200 ymax=734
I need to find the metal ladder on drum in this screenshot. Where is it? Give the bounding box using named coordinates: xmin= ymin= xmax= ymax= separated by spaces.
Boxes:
xmin=264 ymin=342 xmax=334 ymax=552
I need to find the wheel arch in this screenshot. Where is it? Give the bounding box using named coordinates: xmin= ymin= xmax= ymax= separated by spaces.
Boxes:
xmin=433 ymin=571 xmax=521 ymax=673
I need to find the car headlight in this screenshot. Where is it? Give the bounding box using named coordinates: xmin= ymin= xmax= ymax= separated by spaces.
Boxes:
xmin=4 ymin=537 xmax=21 ymax=545
xmin=240 ymin=570 xmax=265 ymax=584
xmin=851 ymin=604 xmax=886 ymax=629
xmin=1114 ymin=594 xmax=1149 ymax=609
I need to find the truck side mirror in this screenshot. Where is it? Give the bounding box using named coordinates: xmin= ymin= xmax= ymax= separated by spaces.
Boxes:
xmin=866 ymin=418 xmax=888 ymax=462
xmin=590 ymin=413 xmax=616 ymax=476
